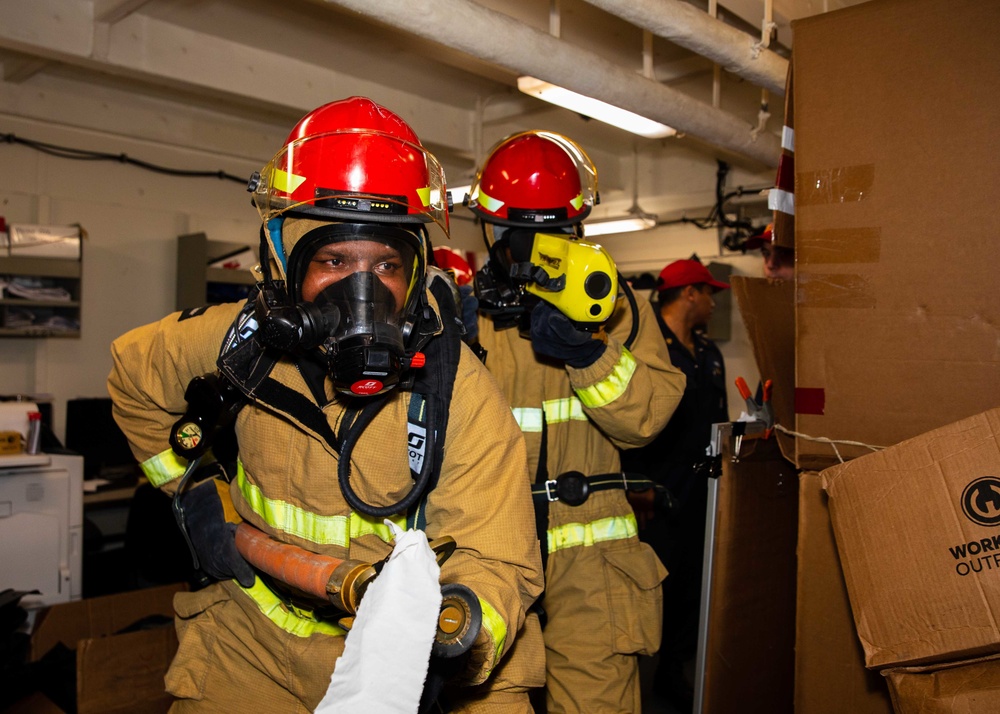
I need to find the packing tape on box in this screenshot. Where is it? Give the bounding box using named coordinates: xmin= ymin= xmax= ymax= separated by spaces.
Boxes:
xmin=796 ymin=164 xmax=875 ymax=206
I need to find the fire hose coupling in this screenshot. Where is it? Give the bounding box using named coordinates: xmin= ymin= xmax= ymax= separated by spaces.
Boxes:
xmin=433 ymin=582 xmax=482 ymax=659
xmin=233 ymin=524 xmax=481 ymax=657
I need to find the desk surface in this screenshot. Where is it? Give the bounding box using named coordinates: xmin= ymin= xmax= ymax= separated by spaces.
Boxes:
xmin=83 ymin=482 xmax=140 ymax=506
xmin=0 ymin=454 xmax=52 ymax=469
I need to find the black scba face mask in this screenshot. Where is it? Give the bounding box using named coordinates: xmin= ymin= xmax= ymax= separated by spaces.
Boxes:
xmin=310 ymin=271 xmax=405 ymax=397
xmin=474 ymin=225 xmax=574 ymax=330
xmin=262 ymin=221 xmax=423 ymax=398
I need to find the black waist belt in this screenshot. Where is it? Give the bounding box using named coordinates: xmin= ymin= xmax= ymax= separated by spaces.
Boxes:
xmin=531 ymin=471 xmax=656 ymax=507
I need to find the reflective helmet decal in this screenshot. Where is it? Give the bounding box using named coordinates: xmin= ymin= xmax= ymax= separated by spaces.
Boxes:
xmin=272 ymin=168 xmax=306 ymax=196
xmin=475 ymin=189 xmax=505 ymax=215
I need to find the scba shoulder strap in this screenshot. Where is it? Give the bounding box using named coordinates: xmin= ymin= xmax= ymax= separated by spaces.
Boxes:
xmin=406 ymin=272 xmax=464 ymax=530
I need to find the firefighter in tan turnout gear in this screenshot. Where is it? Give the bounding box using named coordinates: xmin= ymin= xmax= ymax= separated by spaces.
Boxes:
xmin=465 ymin=131 xmax=687 ymax=712
xmin=107 ymin=97 xmax=543 ymax=713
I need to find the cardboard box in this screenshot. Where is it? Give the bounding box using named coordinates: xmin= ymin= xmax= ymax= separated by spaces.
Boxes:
xmin=0 ymin=430 xmax=21 ymax=454
xmin=730 ymin=276 xmax=796 ymax=465
xmin=792 ymin=0 xmax=1000 ymax=469
xmin=795 ymin=471 xmax=893 ymax=714
xmin=882 ymin=653 xmax=1000 ymax=714
xmin=822 ymin=409 xmax=1000 ymax=669
xmin=28 ymin=583 xmax=185 ymax=713
xmin=702 ymin=437 xmax=797 ymax=713
xmin=7 ymin=224 xmax=82 ymax=259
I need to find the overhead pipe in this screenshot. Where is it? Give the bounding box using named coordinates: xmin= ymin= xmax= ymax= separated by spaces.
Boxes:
xmin=322 ymin=0 xmax=780 ymax=167
xmin=581 ymin=0 xmax=788 ymax=96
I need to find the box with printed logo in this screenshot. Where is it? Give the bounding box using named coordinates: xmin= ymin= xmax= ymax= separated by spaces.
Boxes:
xmin=795 ymin=471 xmax=893 ymax=713
xmin=822 ymin=408 xmax=1000 ymax=669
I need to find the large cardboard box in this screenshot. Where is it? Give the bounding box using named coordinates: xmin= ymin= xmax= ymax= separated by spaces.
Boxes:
xmin=795 ymin=471 xmax=893 ymax=714
xmin=27 ymin=583 xmax=185 ymax=713
xmin=730 ymin=276 xmax=796 ymax=465
xmin=792 ymin=0 xmax=1000 ymax=469
xmin=882 ymin=654 xmax=1000 ymax=714
xmin=822 ymin=409 xmax=1000 ymax=669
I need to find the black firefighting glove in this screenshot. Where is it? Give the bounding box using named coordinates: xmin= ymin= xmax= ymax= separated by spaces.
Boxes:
xmin=529 ymin=301 xmax=607 ymax=368
xmin=175 ymin=477 xmax=255 ymax=588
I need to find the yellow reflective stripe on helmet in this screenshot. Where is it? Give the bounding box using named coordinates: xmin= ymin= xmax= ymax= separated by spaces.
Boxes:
xmin=416 ymin=186 xmax=431 ymax=207
xmin=141 ymin=448 xmax=188 ymax=488
xmin=477 ymin=188 xmax=505 ymax=214
xmin=570 ymin=192 xmax=584 ymax=210
xmin=271 ymin=167 xmax=306 ymax=194
xmin=235 ymin=462 xmax=403 ymax=546
xmin=239 ymin=578 xmax=345 ymax=638
xmin=512 ymin=407 xmax=543 ymax=433
xmin=478 ymin=597 xmax=507 ymax=674
xmin=574 ymin=347 xmax=637 ymax=409
xmin=547 ymin=513 xmax=638 ymax=554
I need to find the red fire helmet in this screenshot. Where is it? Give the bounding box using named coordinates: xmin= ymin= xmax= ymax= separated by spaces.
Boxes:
xmin=251 ymin=96 xmax=449 ymax=233
xmin=467 ymin=131 xmax=598 ymax=229
xmin=432 ymin=247 xmax=474 ymax=286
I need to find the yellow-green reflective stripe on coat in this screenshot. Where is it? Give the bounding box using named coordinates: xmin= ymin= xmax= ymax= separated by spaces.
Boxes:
xmin=547 ymin=513 xmax=638 ymax=554
xmin=512 ymin=397 xmax=588 ymax=432
xmin=235 ymin=461 xmax=403 ymax=546
xmin=239 ymin=578 xmax=345 ymax=638
xmin=574 ymin=347 xmax=637 ymax=408
xmin=141 ymin=447 xmax=188 ymax=487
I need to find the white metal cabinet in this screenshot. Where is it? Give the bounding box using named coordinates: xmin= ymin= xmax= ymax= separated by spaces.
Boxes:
xmin=0 ymin=453 xmax=83 ymax=607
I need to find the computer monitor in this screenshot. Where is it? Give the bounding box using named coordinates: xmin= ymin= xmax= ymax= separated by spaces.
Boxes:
xmin=64 ymin=397 xmax=139 ymax=480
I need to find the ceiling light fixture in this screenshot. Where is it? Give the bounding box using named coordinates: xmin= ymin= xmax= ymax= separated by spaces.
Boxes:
xmin=585 ymin=211 xmax=657 ymax=237
xmin=449 ymin=184 xmax=472 ymax=206
xmin=517 ymin=76 xmax=676 ymax=139
xmin=585 ymin=148 xmax=658 ymax=237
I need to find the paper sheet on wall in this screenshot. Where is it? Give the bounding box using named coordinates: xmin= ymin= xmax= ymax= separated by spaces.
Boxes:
xmin=315 ymin=521 xmax=441 ymax=713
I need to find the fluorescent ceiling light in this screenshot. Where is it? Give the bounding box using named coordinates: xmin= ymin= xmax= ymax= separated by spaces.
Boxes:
xmin=585 ymin=214 xmax=657 ymax=237
xmin=449 ymin=184 xmax=471 ymax=205
xmin=518 ymin=76 xmax=676 ymax=139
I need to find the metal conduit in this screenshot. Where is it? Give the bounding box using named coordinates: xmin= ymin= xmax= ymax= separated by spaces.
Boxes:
xmin=322 ymin=0 xmax=781 ymax=167
xmin=581 ymin=0 xmax=789 ymax=96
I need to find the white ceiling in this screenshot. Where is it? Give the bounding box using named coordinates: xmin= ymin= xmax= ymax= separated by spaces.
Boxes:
xmin=0 ymin=0 xmax=869 ymax=218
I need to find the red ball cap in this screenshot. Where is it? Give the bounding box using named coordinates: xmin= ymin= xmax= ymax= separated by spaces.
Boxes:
xmin=657 ymin=259 xmax=730 ymax=292
xmin=744 ymin=222 xmax=774 ymax=250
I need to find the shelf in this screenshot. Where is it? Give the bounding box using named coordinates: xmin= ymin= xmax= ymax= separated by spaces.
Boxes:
xmin=0 ymin=256 xmax=81 ymax=278
xmin=176 ymin=232 xmax=257 ymax=311
xmin=0 ymin=328 xmax=80 ymax=338
xmin=0 ymin=299 xmax=80 ymax=308
xmin=206 ymin=266 xmax=256 ymax=285
xmin=0 ymin=248 xmax=82 ymax=338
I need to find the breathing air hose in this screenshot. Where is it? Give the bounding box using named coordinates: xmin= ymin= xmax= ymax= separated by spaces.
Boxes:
xmin=337 ymin=393 xmax=439 ymax=517
xmin=619 ymin=274 xmax=640 ymax=350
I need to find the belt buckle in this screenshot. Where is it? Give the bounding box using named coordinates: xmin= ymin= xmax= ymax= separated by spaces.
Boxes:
xmin=544 ymin=479 xmax=559 ymax=502
xmin=556 ymin=471 xmax=589 ymax=507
